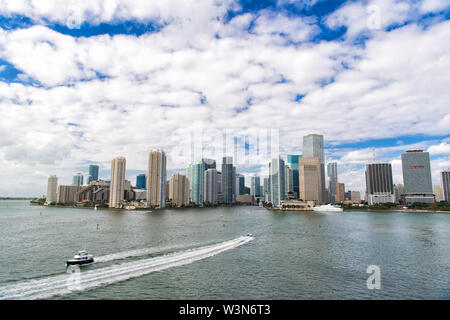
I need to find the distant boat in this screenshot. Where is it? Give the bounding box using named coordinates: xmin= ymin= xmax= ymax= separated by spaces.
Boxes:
xmin=313 ymin=204 xmax=343 ymax=212
xmin=66 ymin=251 xmax=94 ymax=266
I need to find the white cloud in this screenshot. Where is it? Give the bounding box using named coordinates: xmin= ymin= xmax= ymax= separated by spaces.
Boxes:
xmin=427 ymin=142 xmax=450 ymax=155
xmin=0 ymin=1 xmax=449 ymax=196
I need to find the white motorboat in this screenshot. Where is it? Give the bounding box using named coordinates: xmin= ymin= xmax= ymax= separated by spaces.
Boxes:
xmin=66 ymin=251 xmax=94 ymax=266
xmin=312 ymin=204 xmax=343 ymax=212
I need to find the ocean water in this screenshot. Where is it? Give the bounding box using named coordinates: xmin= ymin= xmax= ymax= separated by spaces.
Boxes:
xmin=0 ymin=200 xmax=449 ymax=300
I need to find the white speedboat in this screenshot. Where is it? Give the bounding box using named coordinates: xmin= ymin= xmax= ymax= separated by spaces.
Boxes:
xmin=66 ymin=251 xmax=94 ymax=266
xmin=312 ymin=204 xmax=343 ymax=212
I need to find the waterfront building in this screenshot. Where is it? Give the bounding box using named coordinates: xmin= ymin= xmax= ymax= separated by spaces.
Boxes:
xmin=136 ymin=174 xmax=146 ymax=189
xmin=56 ymin=185 xmax=82 ymax=203
xmin=433 ymin=185 xmax=444 ymax=202
xmin=76 ymin=181 xmax=110 ymax=204
xmin=270 ymin=156 xmax=285 ymax=207
xmin=187 ymin=160 xmax=205 ymax=205
xmin=204 ymin=169 xmax=218 ymax=205
xmin=88 ymin=165 xmax=99 ymax=183
xmin=327 ymin=162 xmax=338 ymax=203
xmin=222 ymin=157 xmax=236 ymax=204
xmin=72 ymin=173 xmax=84 ymax=186
xmin=401 ymin=150 xmax=434 ymax=204
xmin=251 ymin=175 xmax=261 ymax=197
xmin=217 ymin=172 xmax=224 ymax=204
xmin=169 ymin=173 xmax=190 ymax=207
xmin=351 ymin=191 xmax=361 ymax=201
xmin=263 ymin=177 xmax=271 ymax=202
xmin=109 ymin=157 xmax=126 ymax=208
xmin=147 ymin=150 xmax=167 ymax=208
xmin=298 ymin=157 xmax=320 ymax=203
xmin=280 ymin=199 xmax=315 ymax=211
xmin=394 ymin=184 xmax=404 ymax=203
xmin=46 ymin=175 xmax=58 ymax=203
xmin=287 ymin=155 xmax=301 ymax=198
xmin=236 ymin=174 xmax=245 ymax=196
xmin=365 ymin=163 xmax=395 ymax=205
xmin=303 ymin=134 xmax=326 ymax=203
xmin=244 ymin=186 xmax=250 ymax=194
xmin=285 ymin=164 xmax=294 ymax=197
xmin=236 ymin=194 xmax=255 ymax=205
xmin=335 ymin=183 xmax=345 ymax=203
xmin=441 ymin=170 xmax=450 ymax=202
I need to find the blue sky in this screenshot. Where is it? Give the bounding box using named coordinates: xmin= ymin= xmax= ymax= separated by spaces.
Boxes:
xmin=0 ymin=0 xmax=449 ymax=196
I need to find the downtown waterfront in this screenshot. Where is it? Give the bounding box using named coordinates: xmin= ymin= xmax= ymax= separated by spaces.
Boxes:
xmin=0 ymin=200 xmax=449 ymax=300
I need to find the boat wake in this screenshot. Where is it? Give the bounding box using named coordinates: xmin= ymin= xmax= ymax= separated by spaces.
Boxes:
xmin=94 ymin=243 xmax=200 ymax=263
xmin=0 ymin=236 xmax=253 ymax=300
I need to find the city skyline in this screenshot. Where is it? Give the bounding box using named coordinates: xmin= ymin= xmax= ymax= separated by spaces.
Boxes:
xmin=0 ymin=0 xmax=449 ymax=197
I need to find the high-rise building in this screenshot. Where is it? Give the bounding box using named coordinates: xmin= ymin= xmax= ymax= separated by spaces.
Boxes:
xmin=204 ymin=169 xmax=218 ymax=205
xmin=327 ymin=162 xmax=338 ymax=203
xmin=251 ymin=175 xmax=261 ymax=197
xmin=236 ymin=174 xmax=245 ymax=196
xmin=441 ymin=170 xmax=450 ymax=202
xmin=217 ymin=171 xmax=224 ymax=204
xmin=303 ymin=134 xmax=326 ymax=203
xmin=57 ymin=185 xmax=82 ymax=203
xmin=285 ymin=164 xmax=293 ymax=196
xmin=72 ymin=173 xmax=84 ymax=186
xmin=187 ymin=160 xmax=205 ymax=205
xmin=401 ymin=150 xmax=434 ymax=203
xmin=136 ymin=174 xmax=146 ymax=189
xmin=202 ymin=159 xmax=216 ymax=170
xmin=109 ymin=157 xmax=126 ymax=208
xmin=365 ymin=163 xmax=395 ymax=205
xmin=46 ymin=175 xmax=58 ymax=203
xmin=270 ymin=156 xmax=285 ymax=207
xmin=299 ymin=157 xmax=321 ymax=203
xmin=147 ymin=150 xmax=167 ymax=208
xmin=88 ymin=165 xmax=99 ymax=183
xmin=287 ymin=155 xmax=301 ymax=198
xmin=335 ymin=183 xmax=345 ymax=203
xmin=350 ymin=191 xmax=361 ymax=201
xmin=169 ymin=173 xmax=190 ymax=207
xmin=222 ymin=157 xmax=236 ymax=204
xmin=394 ymin=183 xmax=404 ymax=203
xmin=263 ymin=177 xmax=271 ymax=202
xmin=433 ymin=185 xmax=444 ymax=202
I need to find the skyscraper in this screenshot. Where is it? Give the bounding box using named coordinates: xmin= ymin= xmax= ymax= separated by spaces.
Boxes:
xmin=303 ymin=134 xmax=326 ymax=203
xmin=287 ymin=155 xmax=301 ymax=198
xmin=433 ymin=185 xmax=444 ymax=202
xmin=365 ymin=163 xmax=395 ymax=205
xmin=441 ymin=170 xmax=450 ymax=202
xmin=147 ymin=150 xmax=167 ymax=208
xmin=251 ymin=175 xmax=261 ymax=197
xmin=202 ymin=158 xmax=216 ymax=170
xmin=270 ymin=156 xmax=285 ymax=207
xmin=109 ymin=157 xmax=126 ymax=208
xmin=57 ymin=185 xmax=82 ymax=203
xmin=285 ymin=164 xmax=293 ymax=196
xmin=299 ymin=157 xmax=320 ymax=203
xmin=46 ymin=175 xmax=58 ymax=203
xmin=204 ymin=169 xmax=218 ymax=205
xmin=88 ymin=165 xmax=99 ymax=183
xmin=222 ymin=157 xmax=236 ymax=204
xmin=335 ymin=183 xmax=345 ymax=203
xmin=401 ymin=150 xmax=434 ymax=203
xmin=263 ymin=177 xmax=271 ymax=202
xmin=72 ymin=173 xmax=84 ymax=186
xmin=236 ymin=174 xmax=245 ymax=196
xmin=327 ymin=162 xmax=338 ymax=204
xmin=169 ymin=173 xmax=190 ymax=207
xmin=136 ymin=174 xmax=146 ymax=189
xmin=187 ymin=160 xmax=205 ymax=205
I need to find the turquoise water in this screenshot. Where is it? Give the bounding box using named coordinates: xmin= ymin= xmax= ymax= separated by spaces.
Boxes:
xmin=0 ymin=200 xmax=449 ymax=299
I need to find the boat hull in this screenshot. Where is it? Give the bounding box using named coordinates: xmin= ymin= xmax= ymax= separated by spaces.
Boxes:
xmin=66 ymin=258 xmax=94 ymax=266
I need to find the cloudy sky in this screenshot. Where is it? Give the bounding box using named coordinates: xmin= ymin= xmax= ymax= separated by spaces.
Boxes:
xmin=0 ymin=0 xmax=449 ymax=197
